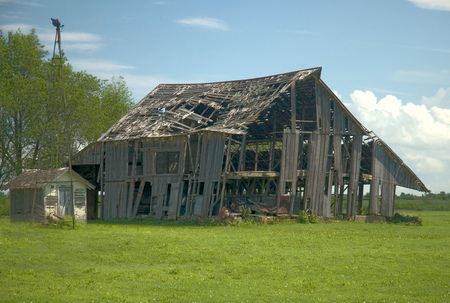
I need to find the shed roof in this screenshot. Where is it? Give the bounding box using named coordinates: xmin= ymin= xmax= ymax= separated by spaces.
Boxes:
xmin=99 ymin=67 xmax=322 ymax=141
xmin=2 ymin=167 xmax=95 ymax=190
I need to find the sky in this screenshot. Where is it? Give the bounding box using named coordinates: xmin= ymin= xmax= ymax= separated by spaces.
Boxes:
xmin=1 ymin=0 xmax=449 ymax=194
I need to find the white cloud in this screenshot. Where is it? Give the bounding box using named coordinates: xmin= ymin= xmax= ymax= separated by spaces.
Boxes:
xmin=176 ymin=17 xmax=228 ymax=31
xmin=392 ymin=69 xmax=450 ymax=86
xmin=360 ymin=86 xmax=411 ymax=96
xmin=70 ymin=59 xmax=135 ymax=73
xmin=1 ymin=12 xmax=20 ymax=19
xmin=62 ymin=32 xmax=100 ymax=42
xmin=68 ymin=59 xmax=184 ymax=102
xmin=421 ymin=87 xmax=450 ymax=107
xmin=0 ymin=23 xmax=34 ymax=32
xmin=431 ymin=106 xmax=450 ymax=124
xmin=332 ymin=90 xmax=342 ymax=100
xmin=64 ymin=43 xmax=100 ymax=51
xmin=0 ymin=24 xmax=104 ymax=53
xmin=349 ymin=89 xmax=450 ymax=192
xmin=0 ymin=0 xmax=42 ymax=6
xmin=407 ymin=0 xmax=450 ymax=11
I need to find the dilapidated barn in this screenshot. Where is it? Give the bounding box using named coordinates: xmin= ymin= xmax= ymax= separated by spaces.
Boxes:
xmin=2 ymin=167 xmax=95 ymax=222
xmin=72 ymin=67 xmax=428 ymax=220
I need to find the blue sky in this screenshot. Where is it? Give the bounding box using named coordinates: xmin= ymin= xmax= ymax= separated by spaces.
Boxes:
xmin=1 ymin=0 xmax=449 ymax=193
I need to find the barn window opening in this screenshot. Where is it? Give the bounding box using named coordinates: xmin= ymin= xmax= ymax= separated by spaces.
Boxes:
xmin=285 ymin=182 xmax=293 ymax=195
xmin=198 ymin=182 xmax=205 ymax=196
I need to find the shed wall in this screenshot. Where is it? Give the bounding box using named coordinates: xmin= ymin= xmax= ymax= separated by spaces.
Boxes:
xmin=10 ymin=189 xmax=45 ymax=222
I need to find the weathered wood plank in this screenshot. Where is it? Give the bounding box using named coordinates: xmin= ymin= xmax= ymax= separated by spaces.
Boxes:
xmin=126 ymin=181 xmax=135 ymax=219
xmin=347 ymin=133 xmax=362 ymax=217
xmin=167 ymin=182 xmax=180 ymax=220
xmin=132 ymin=180 xmax=146 ymax=218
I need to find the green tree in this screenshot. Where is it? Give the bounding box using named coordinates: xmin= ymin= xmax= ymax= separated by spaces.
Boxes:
xmin=0 ymin=29 xmax=133 ymax=187
xmin=0 ymin=29 xmax=48 ymax=185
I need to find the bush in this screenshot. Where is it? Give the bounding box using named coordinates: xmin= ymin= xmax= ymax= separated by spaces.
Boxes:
xmin=309 ymin=213 xmax=319 ymax=224
xmin=298 ymin=211 xmax=309 ymax=224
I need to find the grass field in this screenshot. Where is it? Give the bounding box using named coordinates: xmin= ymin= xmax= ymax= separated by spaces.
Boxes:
xmin=1 ymin=212 xmax=449 ymax=302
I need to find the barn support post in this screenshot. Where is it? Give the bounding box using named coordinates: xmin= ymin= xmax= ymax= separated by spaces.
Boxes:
xmin=238 ymin=134 xmax=247 ymax=171
xmin=132 ymin=180 xmax=146 ymax=217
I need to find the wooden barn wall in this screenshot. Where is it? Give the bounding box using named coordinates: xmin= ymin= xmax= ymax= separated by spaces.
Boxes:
xmin=101 ymin=136 xmax=185 ymax=219
xmin=104 ymin=141 xmax=128 ymax=182
xmin=369 ymin=142 xmax=420 ymax=216
xmin=304 ymin=83 xmax=365 ymax=217
xmin=198 ymin=132 xmax=225 ymax=182
xmin=369 ymin=142 xmax=419 ymax=216
xmin=346 ymin=132 xmax=363 ymax=216
xmin=197 ymin=132 xmax=226 ymax=217
xmin=9 ymin=189 xmax=45 ymax=222
xmin=102 ymin=141 xmax=128 ymax=219
xmin=304 ymin=132 xmax=330 ymax=216
xmin=369 ymin=143 xmax=382 ymax=214
xmin=278 ymin=129 xmax=300 ymax=214
xmin=72 ymin=142 xmax=102 ymax=165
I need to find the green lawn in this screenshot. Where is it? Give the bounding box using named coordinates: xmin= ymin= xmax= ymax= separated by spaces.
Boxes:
xmin=1 ymin=212 xmax=449 ymax=302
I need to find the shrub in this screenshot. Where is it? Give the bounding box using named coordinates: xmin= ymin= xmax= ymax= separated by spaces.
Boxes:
xmin=309 ymin=213 xmax=319 ymax=224
xmin=298 ymin=210 xmax=309 ymax=223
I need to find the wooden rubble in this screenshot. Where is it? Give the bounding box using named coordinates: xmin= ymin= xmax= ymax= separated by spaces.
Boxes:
xmin=72 ymin=67 xmax=428 ymax=220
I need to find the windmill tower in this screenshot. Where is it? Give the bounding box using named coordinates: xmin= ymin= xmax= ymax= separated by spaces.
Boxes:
xmin=50 ymin=18 xmax=75 ymax=228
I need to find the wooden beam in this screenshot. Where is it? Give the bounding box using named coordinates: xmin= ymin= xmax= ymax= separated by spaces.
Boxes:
xmin=131 ymin=180 xmax=146 ymax=218
xmin=291 ymin=81 xmax=296 ymax=131
xmin=126 ymin=181 xmax=135 ymax=219
xmin=219 ymin=136 xmax=232 ymax=212
xmin=238 ymin=134 xmax=247 ymax=171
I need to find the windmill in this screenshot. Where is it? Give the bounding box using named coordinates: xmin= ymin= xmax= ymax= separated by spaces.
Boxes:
xmin=50 ymin=18 xmax=75 ymax=229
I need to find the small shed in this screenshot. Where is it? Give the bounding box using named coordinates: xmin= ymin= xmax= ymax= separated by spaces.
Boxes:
xmin=2 ymin=167 xmax=95 ymax=222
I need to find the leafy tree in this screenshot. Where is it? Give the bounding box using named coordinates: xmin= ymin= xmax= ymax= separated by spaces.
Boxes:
xmin=0 ymin=29 xmax=133 ymax=187
xmin=0 ymin=29 xmax=48 ymax=185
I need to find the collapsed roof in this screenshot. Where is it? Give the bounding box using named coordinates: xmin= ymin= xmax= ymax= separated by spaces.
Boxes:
xmin=99 ymin=68 xmax=326 ymax=141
